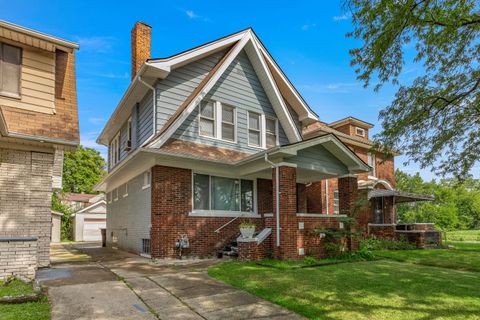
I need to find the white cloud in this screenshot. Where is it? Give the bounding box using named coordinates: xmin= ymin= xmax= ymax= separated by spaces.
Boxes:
xmin=333 ymin=14 xmax=349 ymax=21
xmin=88 ymin=117 xmax=105 ymax=125
xmin=301 ymin=23 xmax=317 ymax=31
xmin=96 ymin=72 xmax=129 ymax=80
xmin=75 ymin=36 xmax=116 ymax=53
xmin=185 ymin=9 xmax=210 ymax=22
xmin=300 ymin=82 xmax=362 ymax=93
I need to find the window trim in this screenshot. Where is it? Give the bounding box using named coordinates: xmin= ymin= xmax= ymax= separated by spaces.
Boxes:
xmin=107 ymin=192 xmax=112 ymax=204
xmin=368 ymin=153 xmax=376 ymax=177
xmin=198 ymin=100 xmax=237 ymax=143
xmin=191 ymin=172 xmax=257 ymax=216
xmin=265 ymin=116 xmax=279 ymax=149
xmin=333 ymin=190 xmax=339 ymax=214
xmin=247 ymin=111 xmax=264 ymax=148
xmin=142 ymin=171 xmax=151 ymax=189
xmin=355 ymin=127 xmax=366 ymax=137
xmin=122 ymin=183 xmax=128 ymax=198
xmin=110 ymin=133 xmax=120 ymax=169
xmin=113 ymin=188 xmax=118 ymax=201
xmin=126 ymin=117 xmax=133 ymax=151
xmin=0 ymin=42 xmax=22 ymax=99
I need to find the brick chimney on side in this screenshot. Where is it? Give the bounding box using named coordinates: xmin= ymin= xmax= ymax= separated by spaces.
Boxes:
xmin=131 ymin=21 xmax=151 ymax=79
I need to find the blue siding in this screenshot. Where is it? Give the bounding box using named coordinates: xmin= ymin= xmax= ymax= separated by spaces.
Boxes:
xmin=172 ymin=50 xmax=290 ymax=152
xmin=291 ymin=145 xmax=348 ymax=174
xmin=137 ymin=91 xmax=154 ymax=146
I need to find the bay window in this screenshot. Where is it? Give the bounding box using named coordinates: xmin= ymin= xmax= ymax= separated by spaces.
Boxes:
xmin=193 ymin=173 xmax=254 ymax=212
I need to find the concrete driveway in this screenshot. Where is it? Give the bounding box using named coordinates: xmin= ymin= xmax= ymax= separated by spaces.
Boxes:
xmin=38 ymin=243 xmax=304 ymax=320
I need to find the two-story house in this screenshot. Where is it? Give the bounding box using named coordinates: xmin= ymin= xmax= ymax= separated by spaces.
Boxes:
xmin=0 ymin=20 xmax=79 ymax=279
xmin=96 ymin=22 xmax=436 ymax=261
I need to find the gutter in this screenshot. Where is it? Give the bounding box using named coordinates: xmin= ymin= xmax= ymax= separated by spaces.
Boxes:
xmin=264 ymin=154 xmax=280 ymax=247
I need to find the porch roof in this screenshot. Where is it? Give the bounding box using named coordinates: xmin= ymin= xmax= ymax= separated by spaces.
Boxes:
xmin=368 ymin=189 xmax=435 ymax=203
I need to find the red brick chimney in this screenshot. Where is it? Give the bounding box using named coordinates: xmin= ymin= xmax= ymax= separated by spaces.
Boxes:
xmin=131 ymin=21 xmax=151 ymax=79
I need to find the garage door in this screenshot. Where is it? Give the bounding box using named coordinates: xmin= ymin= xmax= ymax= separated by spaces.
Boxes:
xmin=83 ymin=219 xmax=105 ymax=241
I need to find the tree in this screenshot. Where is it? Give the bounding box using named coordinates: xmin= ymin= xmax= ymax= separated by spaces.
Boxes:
xmin=345 ymin=0 xmax=480 ymax=179
xmin=62 ymin=145 xmax=106 ymax=194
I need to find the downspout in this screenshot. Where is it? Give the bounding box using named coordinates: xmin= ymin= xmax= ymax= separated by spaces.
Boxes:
xmin=325 ymin=180 xmax=329 ymax=214
xmin=138 ymin=76 xmax=156 ymax=133
xmin=264 ymin=154 xmax=280 ymax=247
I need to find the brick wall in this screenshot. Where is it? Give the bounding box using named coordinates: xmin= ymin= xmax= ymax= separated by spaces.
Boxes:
xmin=0 ymin=147 xmax=54 ymax=267
xmin=131 ymin=22 xmax=151 ymax=79
xmin=237 ymin=237 xmax=272 ymax=261
xmin=368 ymin=224 xmax=396 ymax=239
xmin=0 ymin=238 xmax=38 ymax=280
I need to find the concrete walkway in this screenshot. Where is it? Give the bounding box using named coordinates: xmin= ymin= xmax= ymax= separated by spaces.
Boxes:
xmin=39 ymin=243 xmax=304 ymax=320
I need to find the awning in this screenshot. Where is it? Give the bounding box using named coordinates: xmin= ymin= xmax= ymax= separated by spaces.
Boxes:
xmin=368 ymin=189 xmax=434 ymax=203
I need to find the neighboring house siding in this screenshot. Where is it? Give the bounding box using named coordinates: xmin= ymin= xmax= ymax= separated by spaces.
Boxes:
xmin=290 ymin=145 xmax=348 ymax=175
xmin=106 ymin=173 xmax=151 ymax=254
xmin=0 ymin=42 xmax=55 ymax=114
xmin=173 ymin=50 xmax=289 ymax=152
xmin=155 ymin=50 xmax=226 ymax=131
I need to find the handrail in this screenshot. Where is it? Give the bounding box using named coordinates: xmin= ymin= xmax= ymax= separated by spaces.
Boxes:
xmin=214 ymin=213 xmax=245 ymax=233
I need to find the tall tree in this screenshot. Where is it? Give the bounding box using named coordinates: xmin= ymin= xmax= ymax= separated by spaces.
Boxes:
xmin=62 ymin=145 xmax=106 ymax=194
xmin=345 ymin=0 xmax=480 ymax=179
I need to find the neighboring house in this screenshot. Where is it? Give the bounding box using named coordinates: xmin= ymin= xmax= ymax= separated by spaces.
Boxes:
xmin=51 ymin=211 xmax=63 ymax=243
xmin=72 ymin=198 xmax=106 ymax=242
xmin=96 ymin=22 xmax=436 ymax=261
xmin=0 ymin=20 xmax=79 ymax=279
xmin=61 ymin=192 xmax=103 ymax=211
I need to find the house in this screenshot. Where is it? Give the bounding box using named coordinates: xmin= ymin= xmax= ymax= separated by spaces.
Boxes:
xmin=95 ymin=22 xmax=437 ymax=261
xmin=72 ymin=196 xmax=106 ymax=242
xmin=61 ymin=192 xmax=103 ymax=211
xmin=0 ymin=20 xmax=79 ymax=279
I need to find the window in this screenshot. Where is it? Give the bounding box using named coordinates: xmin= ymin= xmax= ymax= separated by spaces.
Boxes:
xmin=107 ymin=192 xmax=112 ymax=204
xmin=221 ymin=105 xmax=235 ymax=142
xmin=142 ymin=171 xmax=151 ymax=189
xmin=265 ymin=117 xmax=278 ymax=148
xmin=368 ymin=153 xmax=376 ymax=176
xmin=141 ymin=239 xmax=151 ymax=255
xmin=113 ymin=188 xmax=118 ymax=201
xmin=199 ymin=101 xmax=236 ymax=142
xmin=199 ymin=101 xmax=216 ymax=137
xmin=110 ymin=133 xmax=120 ymax=168
xmin=126 ymin=118 xmax=132 ymax=150
xmin=0 ymin=43 xmax=21 ymax=97
xmin=355 ymin=127 xmax=365 ymax=137
xmin=193 ymin=173 xmax=254 ymax=212
xmin=333 ymin=190 xmax=339 ymax=214
xmin=121 ymin=183 xmax=128 ymax=197
xmin=248 ymin=112 xmax=262 ymax=147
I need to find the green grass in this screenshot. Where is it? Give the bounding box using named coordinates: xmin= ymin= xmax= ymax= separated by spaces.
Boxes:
xmin=374 ymin=242 xmax=480 ymax=272
xmin=447 ymin=230 xmax=480 ymax=241
xmin=0 ymin=279 xmax=50 ymax=320
xmin=209 ymin=247 xmax=480 ymax=319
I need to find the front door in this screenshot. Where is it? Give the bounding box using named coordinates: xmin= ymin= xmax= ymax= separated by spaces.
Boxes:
xmin=373 ymin=198 xmax=384 ymax=224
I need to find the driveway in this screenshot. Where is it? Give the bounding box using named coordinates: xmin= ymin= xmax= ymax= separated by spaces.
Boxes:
xmin=38 ymin=243 xmax=304 ymax=320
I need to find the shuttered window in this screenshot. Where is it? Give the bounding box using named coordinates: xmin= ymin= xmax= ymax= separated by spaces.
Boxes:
xmin=0 ymin=43 xmax=22 ymax=97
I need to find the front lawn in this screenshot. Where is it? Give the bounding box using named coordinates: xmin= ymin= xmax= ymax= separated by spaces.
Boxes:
xmin=374 ymin=241 xmax=480 ymax=272
xmin=209 ymin=248 xmax=480 ymax=319
xmin=0 ymin=279 xmax=50 ymax=320
xmin=447 ymin=230 xmax=480 ymax=241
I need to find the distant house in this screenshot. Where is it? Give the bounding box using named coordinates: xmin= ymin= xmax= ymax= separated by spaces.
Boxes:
xmin=61 ymin=192 xmax=103 ymax=211
xmin=72 ymin=197 xmax=106 ymax=242
xmin=95 ymin=22 xmax=437 ymax=261
xmin=0 ymin=20 xmax=79 ymax=279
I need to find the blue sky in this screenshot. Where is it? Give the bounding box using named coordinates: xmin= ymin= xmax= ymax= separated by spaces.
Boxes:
xmin=2 ymin=0 xmax=448 ymax=180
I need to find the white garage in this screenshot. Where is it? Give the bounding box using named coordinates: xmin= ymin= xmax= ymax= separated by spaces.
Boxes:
xmin=72 ymin=200 xmax=106 ymax=242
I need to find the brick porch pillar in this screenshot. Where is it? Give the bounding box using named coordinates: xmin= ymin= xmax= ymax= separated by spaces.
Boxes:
xmin=272 ymin=165 xmax=298 ymax=260
xmin=338 ymin=175 xmax=359 ymax=250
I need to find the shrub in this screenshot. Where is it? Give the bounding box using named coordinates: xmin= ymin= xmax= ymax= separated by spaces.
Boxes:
xmin=360 ymin=237 xmax=416 ymax=251
xmin=302 ymin=256 xmax=318 ymax=265
xmin=239 ymin=222 xmax=256 ymax=228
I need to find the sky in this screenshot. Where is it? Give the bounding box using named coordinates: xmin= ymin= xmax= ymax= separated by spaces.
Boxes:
xmin=1 ymin=0 xmax=451 ymax=180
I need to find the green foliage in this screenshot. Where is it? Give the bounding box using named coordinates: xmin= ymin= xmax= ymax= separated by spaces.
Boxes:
xmin=395 ymin=169 xmax=480 ymax=230
xmin=360 ymin=237 xmax=416 ymax=251
xmin=52 ymin=192 xmax=73 ymax=241
xmin=346 ymin=0 xmax=480 ymax=179
xmin=0 ymin=278 xmax=35 ymax=297
xmin=447 ymin=230 xmax=480 ymax=242
xmin=239 ymin=222 xmax=256 ymax=228
xmin=62 ymin=145 xmax=106 ymax=194
xmin=302 ymin=256 xmax=317 ymax=265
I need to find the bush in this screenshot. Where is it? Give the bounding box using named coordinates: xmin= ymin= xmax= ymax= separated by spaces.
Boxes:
xmin=360 ymin=237 xmax=416 ymax=251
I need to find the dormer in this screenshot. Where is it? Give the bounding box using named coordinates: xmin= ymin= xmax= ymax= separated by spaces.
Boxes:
xmin=328 ymin=117 xmax=374 ymax=140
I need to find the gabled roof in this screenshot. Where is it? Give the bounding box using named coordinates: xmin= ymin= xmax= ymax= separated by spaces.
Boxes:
xmin=97 ymin=28 xmax=319 ymax=146
xmin=75 ymin=200 xmax=107 ymax=214
xmin=329 ymin=116 xmax=374 ymax=129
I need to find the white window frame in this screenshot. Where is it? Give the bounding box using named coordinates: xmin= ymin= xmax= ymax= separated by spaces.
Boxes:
xmin=113 ymin=188 xmax=118 ymax=201
xmin=265 ymin=116 xmax=279 ymax=148
xmin=142 ymin=171 xmax=151 ymax=189
xmin=110 ymin=133 xmax=120 ymax=168
xmin=191 ymin=172 xmax=258 ymax=217
xmin=333 ymin=190 xmax=339 ymax=214
xmin=126 ymin=117 xmax=132 ymax=145
xmin=368 ymin=153 xmax=376 ymax=177
xmin=355 ymin=127 xmax=365 ymax=137
xmin=0 ymin=42 xmax=22 ymax=98
xmin=198 ymin=101 xmax=237 ymax=143
xmin=122 ymin=183 xmax=128 ymax=198
xmin=107 ymin=192 xmax=112 ymax=204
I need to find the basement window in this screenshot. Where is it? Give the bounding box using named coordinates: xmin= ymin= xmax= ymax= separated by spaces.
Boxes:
xmin=141 ymin=238 xmax=151 ymax=256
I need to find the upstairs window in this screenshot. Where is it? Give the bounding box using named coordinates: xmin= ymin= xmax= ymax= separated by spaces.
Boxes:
xmin=368 ymin=153 xmax=376 ymax=177
xmin=265 ymin=117 xmax=278 ymax=148
xmin=126 ymin=117 xmax=132 ymax=151
xmin=248 ymin=112 xmax=262 ymax=147
xmin=110 ymin=133 xmax=120 ymax=168
xmin=355 ymin=127 xmax=365 ymax=137
xmin=199 ymin=101 xmax=236 ymax=142
xmin=0 ymin=43 xmax=21 ymax=97
xmin=199 ymin=101 xmax=216 ymax=137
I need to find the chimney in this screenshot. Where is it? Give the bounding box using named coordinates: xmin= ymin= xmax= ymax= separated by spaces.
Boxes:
xmin=131 ymin=21 xmax=151 ymax=79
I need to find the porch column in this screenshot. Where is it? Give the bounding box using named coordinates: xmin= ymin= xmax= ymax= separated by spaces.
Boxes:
xmin=338 ymin=175 xmax=359 ymax=250
xmin=272 ymin=165 xmax=298 ymax=260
